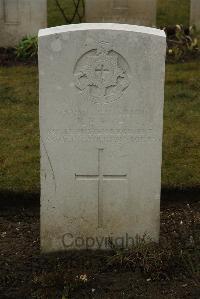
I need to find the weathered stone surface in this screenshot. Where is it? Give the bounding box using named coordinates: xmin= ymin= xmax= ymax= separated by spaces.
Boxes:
xmin=39 ymin=23 xmax=166 ymax=252
xmin=0 ymin=0 xmax=47 ymax=47
xmin=190 ymin=0 xmax=200 ymax=30
xmin=85 ymin=0 xmax=157 ymax=26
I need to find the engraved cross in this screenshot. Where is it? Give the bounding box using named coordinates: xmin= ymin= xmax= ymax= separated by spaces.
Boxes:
xmin=95 ymin=64 xmax=110 ymax=83
xmin=75 ymin=149 xmax=127 ymax=228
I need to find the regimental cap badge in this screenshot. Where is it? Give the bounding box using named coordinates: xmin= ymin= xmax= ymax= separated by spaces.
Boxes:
xmin=74 ymin=41 xmax=130 ymax=104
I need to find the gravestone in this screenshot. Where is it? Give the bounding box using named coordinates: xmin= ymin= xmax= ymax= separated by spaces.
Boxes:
xmin=85 ymin=0 xmax=157 ymax=27
xmin=190 ymin=0 xmax=200 ymax=30
xmin=39 ymin=23 xmax=166 ymax=252
xmin=0 ymin=0 xmax=47 ymax=47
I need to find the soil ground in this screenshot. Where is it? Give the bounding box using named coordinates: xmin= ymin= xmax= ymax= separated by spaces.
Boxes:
xmin=0 ymin=48 xmax=37 ymax=67
xmin=0 ymin=191 xmax=199 ymax=299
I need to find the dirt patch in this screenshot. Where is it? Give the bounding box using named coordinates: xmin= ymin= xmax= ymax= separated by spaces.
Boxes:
xmin=0 ymin=195 xmax=200 ymax=299
xmin=0 ymin=48 xmax=37 ymax=67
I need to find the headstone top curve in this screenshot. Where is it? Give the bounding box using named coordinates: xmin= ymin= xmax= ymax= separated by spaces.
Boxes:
xmin=39 ymin=23 xmax=165 ymax=38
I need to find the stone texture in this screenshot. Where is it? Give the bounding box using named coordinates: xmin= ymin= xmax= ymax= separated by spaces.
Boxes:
xmin=39 ymin=23 xmax=166 ymax=252
xmin=85 ymin=0 xmax=157 ymax=27
xmin=190 ymin=0 xmax=200 ymax=30
xmin=0 ymin=0 xmax=47 ymax=47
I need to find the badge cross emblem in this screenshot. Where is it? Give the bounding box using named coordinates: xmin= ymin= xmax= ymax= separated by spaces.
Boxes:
xmin=74 ymin=41 xmax=130 ymax=103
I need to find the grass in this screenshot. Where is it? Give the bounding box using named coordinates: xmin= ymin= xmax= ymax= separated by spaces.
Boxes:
xmin=0 ymin=67 xmax=39 ymax=193
xmin=47 ymin=0 xmax=190 ymax=28
xmin=162 ymin=61 xmax=200 ymax=189
xmin=0 ymin=61 xmax=199 ymax=193
xmin=48 ymin=0 xmax=84 ymax=27
xmin=157 ymin=0 xmax=190 ymax=27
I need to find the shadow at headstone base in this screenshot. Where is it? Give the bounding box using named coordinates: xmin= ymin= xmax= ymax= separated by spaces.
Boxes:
xmin=0 ymin=188 xmax=199 ymax=210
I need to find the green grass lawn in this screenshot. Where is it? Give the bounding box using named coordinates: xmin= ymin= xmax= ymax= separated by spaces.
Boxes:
xmin=0 ymin=62 xmax=199 ymax=193
xmin=0 ymin=67 xmax=39 ymax=193
xmin=157 ymin=0 xmax=190 ymax=27
xmin=48 ymin=0 xmax=84 ymax=27
xmin=162 ymin=62 xmax=200 ymax=189
xmin=48 ymin=0 xmax=190 ymax=28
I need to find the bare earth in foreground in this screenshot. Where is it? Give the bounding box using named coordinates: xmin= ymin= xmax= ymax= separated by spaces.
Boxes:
xmin=0 ymin=191 xmax=200 ymax=299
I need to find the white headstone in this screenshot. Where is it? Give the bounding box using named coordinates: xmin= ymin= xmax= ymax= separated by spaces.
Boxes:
xmin=0 ymin=0 xmax=47 ymax=47
xmin=39 ymin=23 xmax=166 ymax=252
xmin=85 ymin=0 xmax=157 ymax=27
xmin=190 ymin=0 xmax=200 ymax=30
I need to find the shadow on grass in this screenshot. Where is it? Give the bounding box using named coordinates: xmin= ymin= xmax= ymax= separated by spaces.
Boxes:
xmin=161 ymin=187 xmax=200 ymax=207
xmin=0 ymin=187 xmax=199 ymax=209
xmin=0 ymin=190 xmax=39 ymax=209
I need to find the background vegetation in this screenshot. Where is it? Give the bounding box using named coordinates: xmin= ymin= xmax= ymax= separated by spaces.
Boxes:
xmin=157 ymin=0 xmax=190 ymax=27
xmin=47 ymin=0 xmax=191 ymax=28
